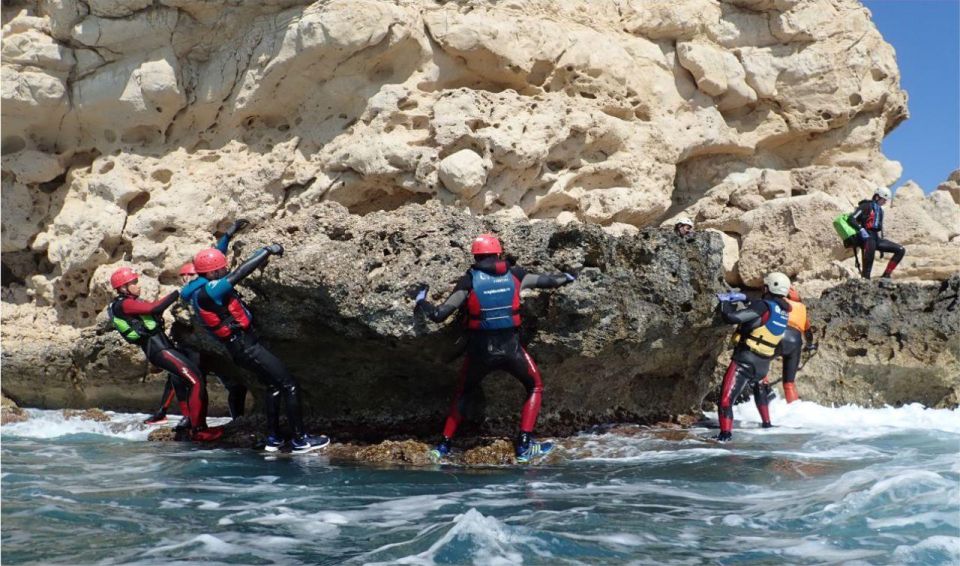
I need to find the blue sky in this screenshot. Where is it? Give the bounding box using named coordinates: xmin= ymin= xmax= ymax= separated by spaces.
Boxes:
xmin=864 ymin=0 xmax=959 ymax=192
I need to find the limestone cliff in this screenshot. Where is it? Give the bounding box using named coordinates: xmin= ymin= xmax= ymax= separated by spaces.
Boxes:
xmin=2 ymin=0 xmax=958 ymax=426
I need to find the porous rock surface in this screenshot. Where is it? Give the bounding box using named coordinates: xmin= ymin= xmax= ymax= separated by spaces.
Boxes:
xmin=795 ymin=275 xmax=960 ymax=408
xmin=3 ymin=202 xmax=733 ymax=436
xmin=2 ymin=0 xmax=958 ymax=431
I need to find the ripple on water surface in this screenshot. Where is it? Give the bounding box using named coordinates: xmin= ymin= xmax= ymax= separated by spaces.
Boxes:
xmin=2 ymin=402 xmax=959 ymax=565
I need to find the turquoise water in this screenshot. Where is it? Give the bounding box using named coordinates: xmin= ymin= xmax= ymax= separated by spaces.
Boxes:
xmin=2 ymin=402 xmax=959 ymax=565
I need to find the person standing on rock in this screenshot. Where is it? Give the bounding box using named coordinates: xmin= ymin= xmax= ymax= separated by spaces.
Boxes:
xmin=775 ymin=286 xmax=816 ymax=403
xmin=415 ymin=233 xmax=575 ymax=463
xmin=189 ymin=243 xmax=329 ymax=454
xmin=106 ymin=267 xmax=221 ymax=441
xmin=849 ymin=186 xmax=905 ymax=279
xmin=674 ymin=217 xmax=695 ymax=236
xmin=144 ymin=220 xmax=251 ymax=425
xmin=714 ymin=272 xmax=793 ymax=441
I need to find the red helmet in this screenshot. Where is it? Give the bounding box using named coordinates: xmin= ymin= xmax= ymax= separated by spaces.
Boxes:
xmin=110 ymin=267 xmax=139 ymax=290
xmin=471 ymin=233 xmax=502 ymax=255
xmin=193 ymin=248 xmax=227 ymax=274
xmin=179 ymin=262 xmax=196 ymax=276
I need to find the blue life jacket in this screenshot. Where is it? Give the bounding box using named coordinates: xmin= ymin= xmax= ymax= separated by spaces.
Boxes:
xmin=466 ymin=268 xmax=520 ymax=330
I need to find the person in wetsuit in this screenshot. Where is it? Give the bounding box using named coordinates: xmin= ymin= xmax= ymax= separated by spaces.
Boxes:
xmin=674 ymin=217 xmax=695 ymax=236
xmin=714 ymin=272 xmax=792 ymax=442
xmin=190 ymin=244 xmax=329 ymax=453
xmin=415 ymin=233 xmax=575 ymax=463
xmin=144 ymin=220 xmax=250 ymax=425
xmin=776 ymin=287 xmax=817 ymax=403
xmin=106 ymin=267 xmax=220 ymax=441
xmin=849 ymin=186 xmax=905 ymax=279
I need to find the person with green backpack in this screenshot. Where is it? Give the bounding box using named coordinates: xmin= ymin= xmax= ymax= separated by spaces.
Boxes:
xmin=834 ymin=187 xmax=905 ymax=279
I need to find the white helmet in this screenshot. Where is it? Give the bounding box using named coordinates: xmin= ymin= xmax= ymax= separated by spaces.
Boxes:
xmin=874 ymin=186 xmax=892 ymax=200
xmin=763 ymin=272 xmax=791 ymax=296
xmin=675 ymin=217 xmax=694 ymax=228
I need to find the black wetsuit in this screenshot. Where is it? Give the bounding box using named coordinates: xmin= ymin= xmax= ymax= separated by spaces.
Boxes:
xmin=849 ymin=199 xmax=905 ymax=279
xmin=109 ymin=292 xmax=208 ymax=431
xmin=155 ymin=333 xmax=248 ymax=420
xmin=778 ymin=327 xmax=803 ymax=387
xmin=417 ymin=256 xmax=571 ymax=444
xmin=716 ymin=296 xmax=792 ymax=436
xmin=192 ymin=247 xmax=303 ymax=439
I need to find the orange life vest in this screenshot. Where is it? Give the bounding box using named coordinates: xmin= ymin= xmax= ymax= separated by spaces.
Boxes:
xmin=785 ymin=298 xmax=809 ymax=332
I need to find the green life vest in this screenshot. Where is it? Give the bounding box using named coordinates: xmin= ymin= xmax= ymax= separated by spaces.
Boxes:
xmin=833 ymin=213 xmax=857 ymax=241
xmin=108 ymin=299 xmax=159 ymax=344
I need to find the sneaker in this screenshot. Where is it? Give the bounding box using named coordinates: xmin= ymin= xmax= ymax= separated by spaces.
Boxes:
xmin=516 ymin=440 xmax=554 ymax=464
xmin=264 ymin=435 xmax=285 ymax=453
xmin=143 ymin=411 xmax=167 ymax=425
xmin=761 ymin=422 xmax=774 ymax=429
xmin=291 ymin=434 xmax=330 ymax=454
xmin=428 ymin=440 xmax=451 ymax=462
xmin=715 ymin=431 xmax=733 ymax=442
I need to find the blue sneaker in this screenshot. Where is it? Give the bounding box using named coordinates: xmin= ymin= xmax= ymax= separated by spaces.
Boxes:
xmin=428 ymin=440 xmax=451 ymax=462
xmin=516 ymin=440 xmax=553 ymax=464
xmin=291 ymin=434 xmax=330 ymax=454
xmin=264 ymin=435 xmax=285 ymax=452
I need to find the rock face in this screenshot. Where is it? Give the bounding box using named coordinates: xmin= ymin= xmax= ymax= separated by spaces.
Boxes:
xmin=3 ymin=203 xmax=731 ymax=436
xmin=2 ymin=0 xmax=958 ymax=429
xmin=789 ymin=275 xmax=960 ymax=408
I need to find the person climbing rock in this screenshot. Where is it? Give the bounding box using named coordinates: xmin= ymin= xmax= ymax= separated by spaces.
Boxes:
xmin=190 ymin=244 xmax=329 ymax=454
xmin=106 ymin=267 xmax=220 ymax=441
xmin=144 ymin=220 xmax=251 ymax=426
xmin=674 ymin=217 xmax=695 ymax=236
xmin=415 ymin=233 xmax=575 ymax=463
xmin=777 ymin=287 xmax=817 ymax=403
xmin=714 ymin=272 xmax=793 ymax=442
xmin=849 ymin=186 xmax=905 ymax=279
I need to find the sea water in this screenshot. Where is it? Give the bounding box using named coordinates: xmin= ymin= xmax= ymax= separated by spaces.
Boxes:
xmin=2 ymin=401 xmax=959 ymax=565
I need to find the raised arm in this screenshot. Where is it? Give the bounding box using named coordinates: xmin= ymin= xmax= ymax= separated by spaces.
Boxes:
xmin=215 ymin=219 xmax=249 ymax=254
xmin=516 ymin=266 xmax=574 ymax=291
xmin=121 ymin=291 xmax=180 ymax=316
xmin=226 ymin=244 xmax=281 ymax=286
xmin=416 ymin=276 xmax=470 ymax=323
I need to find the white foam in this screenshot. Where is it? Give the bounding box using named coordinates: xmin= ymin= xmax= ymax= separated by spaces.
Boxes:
xmin=1 ymin=409 xmax=154 ymax=440
xmin=145 ymin=534 xmax=245 ymax=556
xmin=893 ymin=535 xmax=960 ymax=562
xmin=364 ymin=508 xmax=536 ymax=566
xmin=726 ymin=399 xmax=960 ymax=436
xmin=1 ymin=409 xmax=230 ymax=441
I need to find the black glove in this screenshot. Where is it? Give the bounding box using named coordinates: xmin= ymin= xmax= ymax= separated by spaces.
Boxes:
xmin=804 ymin=342 xmax=819 ymax=352
xmin=266 ymin=243 xmax=284 ymax=256
xmin=225 ymin=219 xmax=250 ymax=237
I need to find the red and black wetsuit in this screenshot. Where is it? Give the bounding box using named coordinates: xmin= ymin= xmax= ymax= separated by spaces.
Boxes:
xmin=154 ymin=333 xmax=248 ymax=420
xmin=716 ymin=296 xmax=791 ymax=438
xmin=417 ymin=256 xmax=571 ymax=445
xmin=849 ymin=199 xmax=905 ymax=279
xmin=192 ymin=247 xmax=303 ymax=439
xmin=109 ymin=292 xmax=209 ymax=433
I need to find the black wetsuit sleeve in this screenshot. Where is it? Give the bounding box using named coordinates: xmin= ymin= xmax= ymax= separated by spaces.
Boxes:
xmin=516 ymin=267 xmax=569 ymax=290
xmin=848 ymin=202 xmax=870 ymax=231
xmin=718 ymin=299 xmax=765 ymax=325
xmin=225 ymin=248 xmax=271 ymax=286
xmin=418 ymin=275 xmax=471 ymax=322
